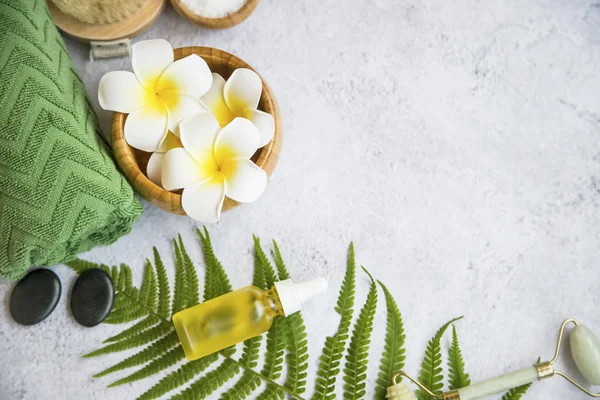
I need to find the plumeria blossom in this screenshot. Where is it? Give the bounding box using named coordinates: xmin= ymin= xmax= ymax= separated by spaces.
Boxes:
xmin=201 ymin=69 xmax=275 ymax=147
xmin=145 ymin=132 xmax=182 ymax=187
xmin=162 ymin=113 xmax=267 ymax=223
xmin=98 ymin=39 xmax=212 ymax=152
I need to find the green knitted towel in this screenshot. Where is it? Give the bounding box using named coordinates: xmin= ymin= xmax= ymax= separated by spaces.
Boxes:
xmin=0 ymin=0 xmax=143 ymax=280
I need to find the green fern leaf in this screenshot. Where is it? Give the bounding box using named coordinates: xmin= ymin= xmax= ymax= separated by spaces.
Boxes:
xmin=220 ymin=236 xmax=271 ymax=400
xmin=220 ymin=370 xmax=261 ymax=400
xmin=501 ymin=358 xmax=540 ymax=400
xmin=375 ymin=280 xmax=406 ymax=399
xmin=172 ymin=239 xmax=189 ymax=313
xmin=173 ymin=358 xmax=240 ymax=400
xmin=253 ymin=236 xmax=277 ymax=287
xmin=101 ymin=316 xmax=162 ymax=344
xmin=273 ymin=237 xmax=309 ymax=395
xmin=283 ymin=312 xmax=309 ymax=394
xmin=65 ymin=259 xmax=102 ymax=274
xmin=117 ymin=264 xmax=134 ymax=291
xmin=416 ymin=317 xmax=463 ymax=400
xmin=501 ymin=383 xmax=533 ymax=400
xmin=103 ymin=302 xmax=145 ymax=324
xmin=257 ymin=384 xmax=284 ymax=400
xmin=312 ymin=243 xmax=357 ymax=400
xmin=254 ymin=238 xmax=286 ymax=390
xmin=138 ymin=260 xmax=158 ymax=313
xmin=152 ymin=248 xmax=171 ymax=318
xmin=257 ymin=317 xmax=287 ymax=398
xmin=343 ymin=267 xmax=378 ymax=400
xmin=111 ymin=265 xmax=120 ymax=287
xmin=178 ymin=235 xmax=200 ymax=305
xmin=448 ymin=325 xmax=470 ymax=390
xmin=83 ymin=323 xmax=172 ymax=358
xmin=93 ymin=331 xmax=179 ymax=378
xmin=138 ymin=353 xmax=220 ymax=400
xmin=197 ymin=227 xmax=232 ymax=298
xmin=272 ymin=240 xmax=290 ymax=280
xmin=107 ymin=345 xmax=185 ymax=387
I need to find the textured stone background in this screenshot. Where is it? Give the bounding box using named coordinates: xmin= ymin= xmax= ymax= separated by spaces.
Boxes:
xmin=1 ymin=0 xmax=600 ymax=398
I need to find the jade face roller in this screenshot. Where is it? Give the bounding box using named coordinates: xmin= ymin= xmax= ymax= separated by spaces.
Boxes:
xmin=387 ymin=319 xmax=600 ymax=400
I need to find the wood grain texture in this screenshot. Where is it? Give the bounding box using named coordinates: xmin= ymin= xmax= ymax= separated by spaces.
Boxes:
xmin=170 ymin=0 xmax=260 ymax=29
xmin=111 ymin=46 xmax=282 ymax=216
xmin=46 ymin=0 xmax=166 ymax=42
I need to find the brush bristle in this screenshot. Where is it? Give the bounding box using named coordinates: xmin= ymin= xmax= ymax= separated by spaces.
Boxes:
xmin=50 ymin=0 xmax=146 ymax=25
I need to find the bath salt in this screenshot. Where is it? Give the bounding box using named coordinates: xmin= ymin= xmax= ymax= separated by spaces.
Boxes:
xmin=181 ymin=0 xmax=247 ymax=18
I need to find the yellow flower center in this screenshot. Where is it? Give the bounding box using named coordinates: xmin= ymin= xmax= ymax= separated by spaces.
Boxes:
xmin=212 ymin=94 xmax=247 ymax=127
xmin=198 ymin=144 xmax=239 ymax=182
xmin=140 ymin=75 xmax=181 ymax=114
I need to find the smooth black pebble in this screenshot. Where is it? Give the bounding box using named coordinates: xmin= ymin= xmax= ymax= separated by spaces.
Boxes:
xmin=70 ymin=268 xmax=114 ymax=327
xmin=10 ymin=269 xmax=61 ymax=326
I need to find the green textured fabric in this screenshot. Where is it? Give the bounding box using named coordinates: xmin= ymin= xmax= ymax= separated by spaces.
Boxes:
xmin=0 ymin=0 xmax=143 ymax=280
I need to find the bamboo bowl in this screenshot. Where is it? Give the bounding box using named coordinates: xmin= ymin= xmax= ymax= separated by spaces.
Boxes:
xmin=170 ymin=0 xmax=260 ymax=29
xmin=111 ymin=46 xmax=282 ymax=216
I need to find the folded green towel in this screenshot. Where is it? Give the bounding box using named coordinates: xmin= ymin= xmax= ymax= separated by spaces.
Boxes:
xmin=0 ymin=0 xmax=143 ymax=279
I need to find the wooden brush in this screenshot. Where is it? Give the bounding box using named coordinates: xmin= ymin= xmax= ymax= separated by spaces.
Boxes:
xmin=49 ymin=0 xmax=146 ymax=24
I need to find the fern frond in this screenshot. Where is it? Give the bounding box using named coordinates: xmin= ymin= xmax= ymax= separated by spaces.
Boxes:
xmin=83 ymin=323 xmax=172 ymax=358
xmin=138 ymin=353 xmax=220 ymax=400
xmin=284 ymin=312 xmax=309 ymax=394
xmin=502 ymin=383 xmax=533 ymax=400
xmin=312 ymin=243 xmax=357 ymax=400
xmin=253 ymin=236 xmax=277 ymax=287
xmin=93 ymin=331 xmax=179 ymax=378
xmin=272 ymin=240 xmax=290 ymax=280
xmin=416 ymin=317 xmax=463 ymax=400
xmin=257 ymin=384 xmax=284 ymax=400
xmin=65 ymin=259 xmax=102 ymax=274
xmin=178 ymin=235 xmax=199 ymax=305
xmin=375 ymin=280 xmax=406 ymax=399
xmin=152 ymin=248 xmax=171 ymax=318
xmin=174 ymin=359 xmax=240 ymax=400
xmin=257 ymin=317 xmax=287 ymax=398
xmin=220 ymin=370 xmax=261 ymax=400
xmin=241 ymin=336 xmax=264 ymax=366
xmin=111 ymin=265 xmax=120 ymax=286
xmin=197 ymin=227 xmax=232 ymax=298
xmin=343 ymin=267 xmax=378 ymax=400
xmin=219 ymin=237 xmax=270 ymax=399
xmin=501 ymin=358 xmax=539 ymax=400
xmin=107 ymin=345 xmax=185 ymax=387
xmin=272 ymin=236 xmax=310 ymax=395
xmin=117 ymin=264 xmax=134 ymax=290
xmin=103 ymin=302 xmax=144 ymax=324
xmin=448 ymin=325 xmax=470 ymax=390
xmin=138 ymin=260 xmax=158 ymax=313
xmin=172 ymin=239 xmax=189 ymax=313
xmin=102 ymin=316 xmax=162 ymax=344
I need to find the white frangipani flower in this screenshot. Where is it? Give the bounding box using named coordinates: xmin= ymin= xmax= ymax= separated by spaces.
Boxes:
xmin=145 ymin=132 xmax=182 ymax=187
xmin=162 ymin=113 xmax=267 ymax=223
xmin=201 ymin=69 xmax=275 ymax=148
xmin=98 ymin=39 xmax=212 ymax=152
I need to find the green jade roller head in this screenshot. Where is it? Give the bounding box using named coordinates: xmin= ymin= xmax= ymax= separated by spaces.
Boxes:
xmin=387 ymin=319 xmax=600 ymax=400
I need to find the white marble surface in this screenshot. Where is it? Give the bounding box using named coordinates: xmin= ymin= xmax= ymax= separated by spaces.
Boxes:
xmin=2 ymin=0 xmax=600 ymax=399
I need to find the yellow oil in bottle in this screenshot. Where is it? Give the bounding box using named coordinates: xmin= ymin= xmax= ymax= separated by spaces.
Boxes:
xmin=172 ymin=286 xmax=283 ymax=361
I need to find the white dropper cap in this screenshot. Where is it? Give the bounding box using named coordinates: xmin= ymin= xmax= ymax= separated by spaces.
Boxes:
xmin=273 ymin=277 xmax=328 ymax=316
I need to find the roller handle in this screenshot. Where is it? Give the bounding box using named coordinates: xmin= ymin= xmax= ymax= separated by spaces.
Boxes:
xmin=457 ymin=366 xmax=539 ymax=400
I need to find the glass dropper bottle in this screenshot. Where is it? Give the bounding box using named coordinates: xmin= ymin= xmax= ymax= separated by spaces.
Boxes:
xmin=173 ymin=277 xmax=328 ymax=361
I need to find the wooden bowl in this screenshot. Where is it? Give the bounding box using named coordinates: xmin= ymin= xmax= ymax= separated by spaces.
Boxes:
xmin=47 ymin=0 xmax=166 ymax=42
xmin=170 ymin=0 xmax=260 ymax=29
xmin=111 ymin=46 xmax=282 ymax=216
